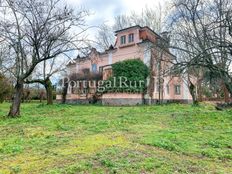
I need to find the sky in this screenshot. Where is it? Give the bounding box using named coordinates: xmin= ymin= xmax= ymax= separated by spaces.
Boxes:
xmin=66 ymin=0 xmax=168 ymax=27
xmin=61 ymin=0 xmax=169 ymax=61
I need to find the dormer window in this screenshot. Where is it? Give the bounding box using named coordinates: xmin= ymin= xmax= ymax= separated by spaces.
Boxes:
xmin=120 ymin=35 xmax=126 ymax=45
xmin=128 ymin=33 xmax=134 ymax=43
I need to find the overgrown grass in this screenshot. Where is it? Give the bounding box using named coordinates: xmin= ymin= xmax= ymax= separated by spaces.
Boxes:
xmin=0 ymin=102 xmax=231 ymax=174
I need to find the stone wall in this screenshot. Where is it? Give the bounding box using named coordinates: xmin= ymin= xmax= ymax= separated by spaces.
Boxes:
xmin=102 ymin=93 xmax=143 ymax=106
xmin=56 ymin=93 xmax=192 ymax=105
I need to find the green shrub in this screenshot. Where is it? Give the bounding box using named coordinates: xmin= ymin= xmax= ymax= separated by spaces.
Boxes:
xmin=0 ymin=74 xmax=12 ymax=103
xmin=102 ymin=59 xmax=149 ymax=93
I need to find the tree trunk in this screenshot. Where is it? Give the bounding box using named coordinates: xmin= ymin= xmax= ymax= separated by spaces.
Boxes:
xmin=189 ymin=81 xmax=198 ymax=105
xmin=8 ymin=81 xmax=24 ymax=117
xmin=224 ymin=81 xmax=232 ymax=102
xmin=44 ymin=78 xmax=53 ymax=105
xmin=62 ymin=82 xmax=68 ymax=104
xmin=222 ymin=82 xmax=230 ymax=103
xmin=197 ymin=79 xmax=203 ymax=102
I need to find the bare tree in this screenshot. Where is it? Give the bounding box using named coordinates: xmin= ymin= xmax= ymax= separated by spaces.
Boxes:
xmin=95 ymin=5 xmax=165 ymax=51
xmin=113 ymin=5 xmax=164 ymax=33
xmin=0 ymin=0 xmax=88 ymax=117
xmin=0 ymin=41 xmax=11 ymax=74
xmin=113 ymin=15 xmax=133 ymax=31
xmin=227 ymin=14 xmax=232 ymax=36
xmin=96 ymin=24 xmax=115 ymax=51
xmin=25 ymin=57 xmax=66 ymax=105
xmin=168 ymin=0 xmax=232 ymax=100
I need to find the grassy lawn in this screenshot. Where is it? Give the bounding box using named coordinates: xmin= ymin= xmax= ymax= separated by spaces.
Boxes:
xmin=0 ymin=103 xmax=231 ymax=174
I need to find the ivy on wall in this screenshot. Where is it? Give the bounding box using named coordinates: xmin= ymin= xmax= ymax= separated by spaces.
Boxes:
xmin=101 ymin=59 xmax=149 ymax=93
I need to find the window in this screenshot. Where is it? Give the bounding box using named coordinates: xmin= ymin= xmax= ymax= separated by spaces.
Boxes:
xmin=175 ymin=85 xmax=181 ymax=95
xmin=156 ymin=82 xmax=159 ymax=92
xmin=166 ymin=84 xmax=169 ymax=94
xmin=82 ymin=68 xmax=90 ymax=75
xmin=156 ymin=61 xmax=161 ymax=70
xmin=120 ymin=35 xmax=126 ymax=45
xmin=128 ymin=33 xmax=134 ymax=43
xmin=91 ymin=64 xmax=97 ymax=73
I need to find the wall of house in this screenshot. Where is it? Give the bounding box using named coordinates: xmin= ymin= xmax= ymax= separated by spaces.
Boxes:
xmin=139 ymin=27 xmax=157 ymax=43
xmin=77 ymin=60 xmax=92 ymax=72
xmin=102 ymin=93 xmax=143 ymax=105
xmin=163 ymin=76 xmax=192 ymax=102
xmin=62 ymin=26 xmax=193 ymax=105
xmin=115 ymin=27 xmax=141 ymax=48
xmin=75 ymin=47 xmax=145 ymax=74
xmin=96 ymin=54 xmax=109 ymax=70
xmin=113 ymin=45 xmax=144 ymax=63
xmin=70 ymin=27 xmax=149 ymax=75
xmin=67 ymin=64 xmax=77 ymax=74
xmin=145 ymin=45 xmax=193 ymax=103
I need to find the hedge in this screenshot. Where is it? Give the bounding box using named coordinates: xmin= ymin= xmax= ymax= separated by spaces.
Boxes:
xmin=101 ymin=59 xmax=149 ymax=93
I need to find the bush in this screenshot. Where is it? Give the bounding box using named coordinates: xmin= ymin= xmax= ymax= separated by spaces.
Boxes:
xmin=103 ymin=59 xmax=149 ymax=93
xmin=0 ymin=74 xmax=12 ymax=103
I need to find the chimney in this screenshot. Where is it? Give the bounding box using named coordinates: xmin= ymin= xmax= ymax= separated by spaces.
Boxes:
xmin=160 ymin=31 xmax=170 ymax=47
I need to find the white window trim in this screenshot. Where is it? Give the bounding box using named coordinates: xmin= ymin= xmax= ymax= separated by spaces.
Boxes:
xmin=120 ymin=35 xmax=126 ymax=45
xmin=128 ymin=33 xmax=134 ymax=43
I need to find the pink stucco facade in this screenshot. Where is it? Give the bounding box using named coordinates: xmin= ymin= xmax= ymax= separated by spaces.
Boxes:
xmin=60 ymin=25 xmax=193 ymax=104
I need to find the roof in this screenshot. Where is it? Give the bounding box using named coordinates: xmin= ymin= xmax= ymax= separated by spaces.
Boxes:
xmin=114 ymin=25 xmax=169 ymax=43
xmin=115 ymin=25 xmax=141 ymax=34
xmin=66 ymin=60 xmax=76 ymax=66
xmin=141 ymin=26 xmax=160 ymax=38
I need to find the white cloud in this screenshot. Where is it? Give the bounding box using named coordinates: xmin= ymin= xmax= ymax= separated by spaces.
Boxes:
xmin=123 ymin=0 xmax=167 ymax=14
xmin=66 ymin=0 xmax=168 ymax=26
xmin=65 ymin=0 xmax=169 ymax=44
